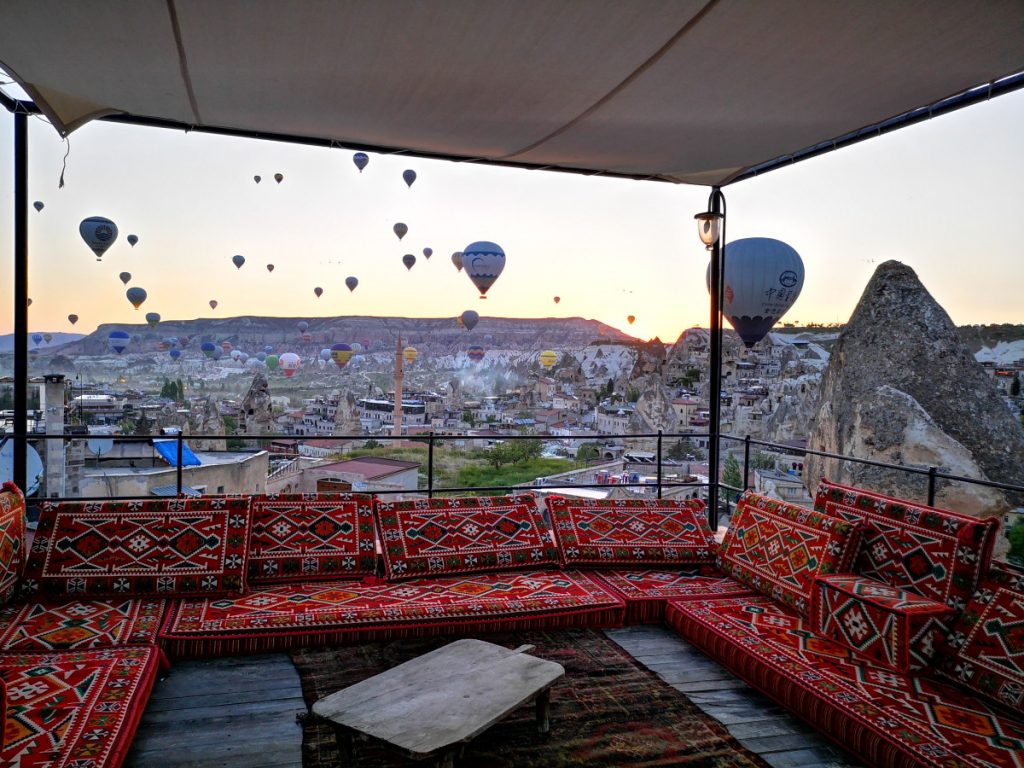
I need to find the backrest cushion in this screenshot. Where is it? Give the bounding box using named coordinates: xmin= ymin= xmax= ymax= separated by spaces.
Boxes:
xmin=937 ymin=562 xmax=1024 ymax=714
xmin=544 ymin=496 xmax=714 ymax=567
xmin=375 ymin=494 xmax=558 ymax=580
xmin=23 ymin=497 xmax=252 ymax=598
xmin=247 ymin=493 xmax=376 ymax=583
xmin=814 ymin=479 xmax=998 ymax=610
xmin=717 ymin=491 xmax=861 ymax=617
xmin=0 ymin=482 xmax=27 ymax=605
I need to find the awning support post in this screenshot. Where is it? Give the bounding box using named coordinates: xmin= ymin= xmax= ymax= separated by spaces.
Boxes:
xmin=13 ymin=112 xmax=29 ymax=494
xmin=706 ymin=187 xmax=726 ymax=530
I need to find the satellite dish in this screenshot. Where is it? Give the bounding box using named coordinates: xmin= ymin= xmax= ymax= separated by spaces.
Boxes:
xmin=86 ymin=438 xmax=114 ymax=457
xmin=0 ymin=439 xmax=44 ymax=496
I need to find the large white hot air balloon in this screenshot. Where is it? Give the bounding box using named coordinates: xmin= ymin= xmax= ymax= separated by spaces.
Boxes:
xmin=79 ymin=216 xmax=118 ymax=261
xmin=706 ymin=237 xmax=805 ymax=348
xmin=462 ymin=241 xmax=505 ymax=299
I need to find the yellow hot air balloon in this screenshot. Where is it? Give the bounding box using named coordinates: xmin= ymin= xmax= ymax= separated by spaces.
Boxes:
xmin=627 ymin=315 xmax=636 ymax=325
xmin=402 ymin=346 xmax=418 ymax=365
xmin=539 ymin=350 xmax=558 ymax=370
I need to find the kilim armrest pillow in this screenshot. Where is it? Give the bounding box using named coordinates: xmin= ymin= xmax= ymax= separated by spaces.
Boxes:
xmin=247 ymin=492 xmax=376 ymax=583
xmin=813 ymin=574 xmax=954 ymax=674
xmin=814 ymin=478 xmax=998 ymax=610
xmin=716 ymin=491 xmax=861 ymax=617
xmin=375 ymin=494 xmax=558 ymax=580
xmin=0 ymin=481 xmax=27 ymax=605
xmin=544 ymin=495 xmax=714 ymax=567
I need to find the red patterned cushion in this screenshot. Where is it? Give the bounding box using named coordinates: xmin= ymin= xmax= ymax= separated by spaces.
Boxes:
xmin=667 ymin=595 xmax=1024 ymax=768
xmin=1 ymin=646 xmax=160 ymax=768
xmin=0 ymin=482 xmax=27 ymax=605
xmin=24 ymin=497 xmax=252 ymax=598
xmin=544 ymin=496 xmax=714 ymax=567
xmin=716 ymin=491 xmax=861 ymax=616
xmin=248 ymin=493 xmax=376 ymax=583
xmin=938 ymin=562 xmax=1024 ymax=714
xmin=0 ymin=597 xmax=164 ymax=651
xmin=159 ymin=569 xmax=625 ymax=658
xmin=814 ymin=575 xmax=953 ymax=673
xmin=375 ymin=494 xmax=557 ymax=580
xmin=814 ymin=479 xmax=998 ymax=610
xmin=592 ymin=567 xmax=755 ymax=623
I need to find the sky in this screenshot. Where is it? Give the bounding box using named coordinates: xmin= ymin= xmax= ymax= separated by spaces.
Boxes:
xmin=0 ymin=84 xmax=1022 ymax=344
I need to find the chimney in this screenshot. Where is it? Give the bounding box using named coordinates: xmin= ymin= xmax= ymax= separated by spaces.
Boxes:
xmin=392 ymin=336 xmax=404 ymax=438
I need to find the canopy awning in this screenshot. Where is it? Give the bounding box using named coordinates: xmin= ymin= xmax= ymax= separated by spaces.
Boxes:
xmin=1 ymin=1 xmax=1022 ymax=185
xmin=151 ymin=439 xmax=201 ymax=468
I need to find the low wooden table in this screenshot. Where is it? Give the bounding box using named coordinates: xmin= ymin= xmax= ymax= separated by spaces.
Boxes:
xmin=311 ymin=639 xmax=565 ymax=767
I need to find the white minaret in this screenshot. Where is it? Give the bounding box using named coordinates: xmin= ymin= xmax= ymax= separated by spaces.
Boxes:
xmin=392 ymin=336 xmax=404 ymax=438
xmin=42 ymin=374 xmax=66 ymax=497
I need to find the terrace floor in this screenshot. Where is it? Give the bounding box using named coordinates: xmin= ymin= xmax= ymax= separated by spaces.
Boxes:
xmin=124 ymin=625 xmax=861 ymax=768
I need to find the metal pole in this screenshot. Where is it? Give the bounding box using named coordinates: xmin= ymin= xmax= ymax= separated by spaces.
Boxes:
xmin=743 ymin=434 xmax=751 ymax=491
xmin=706 ymin=187 xmax=725 ymax=529
xmin=927 ymin=466 xmax=937 ymax=506
xmin=656 ymin=429 xmax=663 ymax=499
xmin=13 ymin=112 xmax=29 ymax=494
xmin=176 ymin=433 xmax=184 ymax=496
xmin=427 ymin=432 xmax=435 ymax=498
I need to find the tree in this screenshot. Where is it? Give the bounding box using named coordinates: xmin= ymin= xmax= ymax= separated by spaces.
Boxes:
xmin=363 ymin=438 xmax=382 ymax=450
xmin=722 ymin=453 xmax=742 ymax=501
xmin=176 ymin=378 xmax=185 ymax=402
xmin=511 ymin=438 xmax=542 ymax=464
xmin=486 ymin=443 xmax=515 ymax=470
xmin=159 ymin=378 xmax=177 ymax=400
xmin=134 ymin=412 xmax=153 ymax=437
xmin=1012 ymin=376 xmax=1021 ymax=398
xmin=576 ymin=442 xmax=601 ymax=461
xmin=462 ymin=410 xmax=477 ymax=427
xmin=1008 ymin=519 xmax=1024 ymax=565
xmin=667 ymin=438 xmax=705 ymax=461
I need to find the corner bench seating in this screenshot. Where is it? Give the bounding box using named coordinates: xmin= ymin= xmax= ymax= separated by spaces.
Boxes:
xmin=1 ymin=480 xmax=1022 ymax=768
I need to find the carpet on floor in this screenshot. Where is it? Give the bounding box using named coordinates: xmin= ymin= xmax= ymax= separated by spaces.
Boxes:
xmin=290 ymin=628 xmax=771 ymax=767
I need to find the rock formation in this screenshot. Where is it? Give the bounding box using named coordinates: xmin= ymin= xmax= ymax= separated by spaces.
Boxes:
xmin=187 ymin=397 xmax=226 ymax=451
xmin=628 ymin=375 xmax=680 ymax=449
xmin=239 ymin=372 xmax=275 ymax=443
xmin=333 ymin=391 xmax=362 ymax=435
xmin=806 ymin=261 xmax=1024 ymax=537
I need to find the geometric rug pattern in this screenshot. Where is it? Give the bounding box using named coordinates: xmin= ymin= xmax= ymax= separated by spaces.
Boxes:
xmin=248 ymin=493 xmax=376 ymax=583
xmin=545 ymin=496 xmax=715 ymax=566
xmin=0 ymin=597 xmax=165 ymax=651
xmin=0 ymin=481 xmax=27 ymax=605
xmin=23 ymin=497 xmax=252 ymax=598
xmin=593 ymin=567 xmax=756 ymax=623
xmin=376 ymin=495 xmax=558 ymax=580
xmin=667 ymin=595 xmax=1024 ymax=768
xmin=0 ymin=645 xmax=160 ymax=768
xmin=815 ymin=479 xmax=999 ymax=610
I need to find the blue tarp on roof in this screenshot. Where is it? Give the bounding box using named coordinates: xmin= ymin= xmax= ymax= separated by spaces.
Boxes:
xmin=151 ymin=439 xmax=201 ymax=467
xmin=151 ymin=484 xmax=202 ymax=497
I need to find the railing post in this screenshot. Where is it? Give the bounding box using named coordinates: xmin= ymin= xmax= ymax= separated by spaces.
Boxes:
xmin=176 ymin=433 xmax=184 ymax=496
xmin=656 ymin=429 xmax=663 ymax=499
xmin=427 ymin=432 xmax=434 ymax=498
xmin=927 ymin=466 xmax=937 ymax=506
xmin=13 ymin=112 xmax=28 ymax=494
xmin=743 ymin=434 xmax=751 ymax=491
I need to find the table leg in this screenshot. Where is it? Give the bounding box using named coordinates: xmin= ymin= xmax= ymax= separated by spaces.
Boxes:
xmin=536 ymin=688 xmax=551 ymax=734
xmin=335 ymin=727 xmax=358 ymax=766
xmin=437 ymin=748 xmax=455 ymax=768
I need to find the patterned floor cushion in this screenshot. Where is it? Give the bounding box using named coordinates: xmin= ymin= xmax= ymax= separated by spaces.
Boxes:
xmin=716 ymin=491 xmax=861 ymax=616
xmin=248 ymin=493 xmax=376 ymax=583
xmin=375 ymin=494 xmax=558 ymax=580
xmin=814 ymin=479 xmax=998 ymax=610
xmin=0 ymin=597 xmax=165 ymax=651
xmin=0 ymin=481 xmax=27 ymax=605
xmin=159 ymin=569 xmax=625 ymax=658
xmin=667 ymin=595 xmax=1024 ymax=768
xmin=23 ymin=497 xmax=252 ymax=598
xmin=591 ymin=567 xmax=755 ymax=623
xmin=1 ymin=645 xmax=161 ymax=768
xmin=544 ymin=496 xmax=715 ymax=567
xmin=937 ymin=562 xmax=1024 ymax=715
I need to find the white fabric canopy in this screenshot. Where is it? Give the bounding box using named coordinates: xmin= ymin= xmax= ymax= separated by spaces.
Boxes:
xmin=2 ymin=0 xmax=1023 ymax=185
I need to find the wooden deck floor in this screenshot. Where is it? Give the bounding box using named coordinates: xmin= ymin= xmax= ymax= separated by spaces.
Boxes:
xmin=125 ymin=626 xmax=861 ymax=768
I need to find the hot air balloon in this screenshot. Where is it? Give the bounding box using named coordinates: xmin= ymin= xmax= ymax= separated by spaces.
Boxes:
xmin=33 ymin=201 xmax=44 ymax=212
xmin=256 ymin=352 xmax=267 ymax=362
xmin=274 ymin=173 xmax=283 ymax=184
xmin=467 ymin=345 xmax=485 ymax=363
xmin=169 ymin=349 xmax=181 ymax=361
xmin=263 ymin=345 xmax=273 ymax=354
xmin=232 ymin=254 xmax=245 ymax=269
xmin=402 ymin=254 xmax=416 ymax=271
xmin=297 ymin=321 xmax=309 ymax=333
xmin=345 ymin=276 xmax=358 ymax=292
xmin=402 ymin=170 xmax=416 ymax=187
xmin=209 ymin=300 xmax=218 ymax=310
xmin=221 ymin=341 xmax=232 ymax=353
xmin=230 ymin=349 xmax=242 ymax=361
xmin=32 ymin=334 xmax=42 ymax=346
xmin=238 ymin=352 xmax=249 ymax=364
xmin=126 ymin=287 xmax=147 ymax=309
xmin=319 ymin=348 xmax=332 ymax=361
xmin=706 ymin=237 xmax=805 ymax=348
xmin=254 ymin=175 xmax=262 ymax=184
xmin=26 ymin=298 xmax=31 ymax=307
xmin=119 ymin=272 xmax=132 ymax=285
xmin=361 ymin=338 xmax=371 ymax=350
xmin=301 ymin=333 xmax=312 ymax=343
xmin=455 ymin=315 xmax=465 ymax=329
xmin=246 ymin=357 xmax=264 ymax=369
xmin=178 ymin=336 xmax=190 ymax=348
xmin=463 ymin=241 xmax=505 ymax=298
xmin=201 ymin=341 xmax=216 ymax=358
xmin=42 ymin=333 xmax=52 ymax=344
xmin=553 ymin=296 xmax=560 ymax=304
xmin=79 ymin=216 xmax=118 ymax=261
xmin=265 ymin=354 xmax=279 ymax=370
xmin=539 ymin=350 xmax=558 ymax=369
xmin=266 ymin=264 xmax=274 ymax=273
xmin=460 ymin=310 xmax=479 ymax=331
xmin=330 ymin=343 xmax=353 ymax=369
xmin=483 ymin=334 xmax=493 ymax=343
xmin=145 ymin=312 xmax=160 ymax=328
xmin=314 ymin=287 xmax=323 ymax=298
xmin=67 ymin=314 xmax=78 ymax=325
xmin=627 ymin=315 xmax=635 ymax=325
xmin=350 ymin=342 xmax=363 ymax=354
xmin=423 ymin=247 xmax=433 ymax=259
xmin=353 ymin=152 xmax=369 ymax=172
xmin=108 ymin=330 xmax=130 ymax=355
xmin=279 ymin=352 xmax=300 ymax=377
xmin=451 ymin=252 xmax=464 ymax=272
xmin=211 ymin=347 xmax=223 ymax=361
xmin=402 ymin=346 xmax=418 ymax=365
xmin=158 ymin=340 xmax=170 ymax=352
xmin=127 ymin=234 xmax=139 ymax=247
xmin=393 ymin=223 xmax=408 ymax=240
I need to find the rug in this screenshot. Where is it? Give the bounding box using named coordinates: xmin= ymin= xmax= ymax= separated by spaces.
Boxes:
xmin=291 ymin=628 xmax=771 ymax=767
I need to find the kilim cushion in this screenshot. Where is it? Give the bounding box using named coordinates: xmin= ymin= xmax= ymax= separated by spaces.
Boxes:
xmin=813 ymin=574 xmax=954 ymax=674
xmin=158 ymin=569 xmax=625 ymax=658
xmin=0 ymin=481 xmax=27 ymax=605
xmin=716 ymin=491 xmax=861 ymax=616
xmin=1 ymin=645 xmax=160 ymax=768
xmin=544 ymin=496 xmax=715 ymax=567
xmin=592 ymin=567 xmax=755 ymax=623
xmin=814 ymin=479 xmax=998 ymax=610
xmin=666 ymin=595 xmax=1024 ymax=768
xmin=375 ymin=494 xmax=558 ymax=580
xmin=23 ymin=497 xmax=252 ymax=598
xmin=937 ymin=562 xmax=1024 ymax=715
xmin=0 ymin=597 xmax=164 ymax=651
xmin=248 ymin=493 xmax=376 ymax=583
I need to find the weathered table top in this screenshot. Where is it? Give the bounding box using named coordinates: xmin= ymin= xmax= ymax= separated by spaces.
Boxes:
xmin=311 ymin=639 xmax=565 ymax=758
